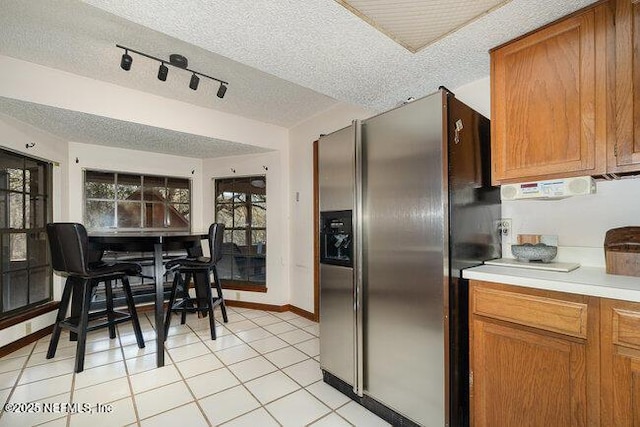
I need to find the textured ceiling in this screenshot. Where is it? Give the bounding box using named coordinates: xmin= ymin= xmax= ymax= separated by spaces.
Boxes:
xmin=336 ymin=0 xmax=512 ymax=53
xmin=0 ymin=0 xmax=598 ymax=157
xmin=0 ymin=0 xmax=337 ymax=129
xmin=81 ymin=0 xmax=597 ymax=112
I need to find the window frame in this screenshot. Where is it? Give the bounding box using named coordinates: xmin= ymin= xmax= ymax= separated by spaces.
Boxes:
xmin=0 ymin=147 xmax=53 ymax=319
xmin=83 ymin=169 xmax=192 ymax=232
xmin=214 ymin=175 xmax=267 ymax=288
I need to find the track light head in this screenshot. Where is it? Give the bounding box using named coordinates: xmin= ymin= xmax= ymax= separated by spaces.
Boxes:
xmin=217 ymin=83 xmax=227 ymax=99
xmin=157 ymin=63 xmax=168 ymax=81
xmin=189 ymin=73 xmax=200 ymax=90
xmin=120 ymin=50 xmax=132 ymax=71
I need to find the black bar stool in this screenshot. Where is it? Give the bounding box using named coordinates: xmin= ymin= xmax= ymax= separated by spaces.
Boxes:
xmin=164 ymin=223 xmax=228 ymax=339
xmin=46 ymin=223 xmax=145 ymax=373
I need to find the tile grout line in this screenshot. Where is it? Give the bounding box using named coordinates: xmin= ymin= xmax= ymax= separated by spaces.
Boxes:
xmin=0 ymin=342 xmax=37 ymax=424
xmin=212 ymin=311 xmax=331 ymax=426
xmin=164 ymin=309 xmax=291 ymax=425
xmin=129 ymin=309 xmax=260 ymax=424
xmin=0 ymin=308 xmax=374 ymax=426
xmin=157 ymin=312 xmax=213 ymax=427
xmin=117 ymin=313 xmax=143 ymax=427
xmin=198 ymin=311 xmax=286 ymax=426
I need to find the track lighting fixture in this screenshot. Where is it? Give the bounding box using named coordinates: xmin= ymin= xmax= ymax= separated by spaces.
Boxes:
xmin=116 ymin=44 xmax=229 ymax=98
xmin=120 ymin=49 xmax=132 ymax=71
xmin=189 ymin=73 xmax=199 ymax=90
xmin=217 ymin=83 xmax=227 ymax=99
xmin=157 ymin=62 xmax=168 ymax=81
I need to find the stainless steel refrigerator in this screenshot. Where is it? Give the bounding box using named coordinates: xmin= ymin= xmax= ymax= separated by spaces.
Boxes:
xmin=318 ymin=88 xmax=501 ymax=427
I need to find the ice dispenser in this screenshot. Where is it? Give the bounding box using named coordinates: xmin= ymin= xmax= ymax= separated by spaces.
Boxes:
xmin=320 ymin=210 xmax=353 ymax=267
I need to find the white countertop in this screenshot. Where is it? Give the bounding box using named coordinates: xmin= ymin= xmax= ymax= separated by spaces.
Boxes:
xmin=463 ymin=263 xmax=640 ymax=302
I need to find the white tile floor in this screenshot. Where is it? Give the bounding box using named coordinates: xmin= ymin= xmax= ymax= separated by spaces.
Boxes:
xmin=0 ymin=307 xmax=390 ymax=426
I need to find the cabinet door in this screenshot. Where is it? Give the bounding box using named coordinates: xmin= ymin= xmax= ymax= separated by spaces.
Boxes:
xmin=470 ymin=319 xmax=588 ymax=427
xmin=601 ymin=299 xmax=640 ymax=426
xmin=612 ymin=0 xmax=640 ymax=171
xmin=491 ymin=6 xmax=608 ymax=184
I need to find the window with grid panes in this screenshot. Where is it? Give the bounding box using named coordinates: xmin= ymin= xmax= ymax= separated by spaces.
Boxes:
xmin=0 ymin=148 xmax=52 ymax=317
xmin=84 ymin=171 xmax=190 ymax=231
xmin=215 ymin=176 xmax=266 ymax=287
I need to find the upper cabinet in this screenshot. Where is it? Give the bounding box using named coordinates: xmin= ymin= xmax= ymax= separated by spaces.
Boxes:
xmin=491 ymin=4 xmax=610 ymax=184
xmin=611 ymin=0 xmax=640 ymax=172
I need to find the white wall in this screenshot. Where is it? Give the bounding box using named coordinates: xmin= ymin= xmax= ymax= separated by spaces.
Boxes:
xmin=0 ymin=114 xmax=68 ymax=347
xmin=203 ymin=150 xmax=290 ymax=306
xmin=288 ymin=103 xmax=375 ymax=313
xmin=503 ymin=178 xmax=640 ymax=266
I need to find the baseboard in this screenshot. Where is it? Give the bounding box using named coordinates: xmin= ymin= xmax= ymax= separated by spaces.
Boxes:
xmin=225 ymin=299 xmax=287 ymax=312
xmin=284 ymin=304 xmax=317 ymax=321
xmin=133 ymin=300 xmax=317 ymax=321
xmin=225 ymin=300 xmax=317 ymax=321
xmin=0 ymin=326 xmax=53 ymax=358
xmin=0 ymin=301 xmax=317 ymax=358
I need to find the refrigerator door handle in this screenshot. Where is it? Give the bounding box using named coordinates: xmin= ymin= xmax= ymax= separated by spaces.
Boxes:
xmin=353 ymin=119 xmax=364 ymax=397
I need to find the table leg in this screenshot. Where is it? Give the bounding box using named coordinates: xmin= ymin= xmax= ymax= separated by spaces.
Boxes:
xmin=154 ymin=242 xmax=165 ymax=367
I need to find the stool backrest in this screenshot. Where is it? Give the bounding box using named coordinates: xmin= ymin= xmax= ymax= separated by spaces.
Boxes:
xmin=46 ymin=222 xmax=90 ymax=276
xmin=208 ymin=223 xmax=225 ymax=264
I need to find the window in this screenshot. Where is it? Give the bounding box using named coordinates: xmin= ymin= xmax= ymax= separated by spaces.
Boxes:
xmin=84 ymin=171 xmax=190 ymax=231
xmin=0 ymin=149 xmax=52 ymax=317
xmin=215 ymin=176 xmax=266 ymax=288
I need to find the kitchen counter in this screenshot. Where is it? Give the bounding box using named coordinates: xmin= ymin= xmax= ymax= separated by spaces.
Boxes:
xmin=463 ymin=263 xmax=640 ymax=302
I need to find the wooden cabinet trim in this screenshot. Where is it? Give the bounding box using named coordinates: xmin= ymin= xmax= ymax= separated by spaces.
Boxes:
xmin=470 ymin=281 xmax=601 ymax=426
xmin=602 ymin=298 xmax=640 ymax=426
xmin=491 ymin=6 xmax=607 ymax=184
xmin=472 ymin=285 xmax=589 ymax=338
xmin=612 ymin=0 xmax=640 ymax=170
xmin=489 ymin=0 xmax=610 ymax=53
xmin=612 ymin=307 xmax=640 ymax=349
xmin=471 ymin=316 xmax=589 ymax=426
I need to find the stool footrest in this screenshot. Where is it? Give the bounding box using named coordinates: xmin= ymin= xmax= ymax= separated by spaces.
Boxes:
xmin=59 ymin=310 xmax=133 ymax=333
xmin=168 ymin=297 xmax=222 ymax=313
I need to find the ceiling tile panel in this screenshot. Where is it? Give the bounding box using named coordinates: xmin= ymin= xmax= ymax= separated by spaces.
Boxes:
xmin=336 ymin=0 xmax=512 ymax=52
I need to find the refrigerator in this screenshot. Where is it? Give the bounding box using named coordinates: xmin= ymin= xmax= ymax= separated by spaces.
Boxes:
xmin=318 ymin=88 xmax=501 ymax=427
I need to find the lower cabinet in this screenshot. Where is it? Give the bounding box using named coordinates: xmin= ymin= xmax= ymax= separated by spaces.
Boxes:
xmin=469 ymin=281 xmax=600 ymax=426
xmin=601 ymin=298 xmax=640 ymax=426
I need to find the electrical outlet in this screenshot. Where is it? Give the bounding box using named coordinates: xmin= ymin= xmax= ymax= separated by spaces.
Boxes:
xmin=235 ymin=291 xmax=240 ymax=301
xmin=25 ymin=322 xmax=32 ymax=335
xmin=496 ymin=218 xmax=512 ymax=244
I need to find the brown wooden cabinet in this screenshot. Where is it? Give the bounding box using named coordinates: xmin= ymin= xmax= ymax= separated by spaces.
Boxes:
xmin=601 ymin=298 xmax=640 ymax=425
xmin=610 ymin=0 xmax=640 ymax=172
xmin=490 ymin=5 xmax=609 ymax=184
xmin=469 ymin=281 xmax=600 ymax=426
xmin=490 ymin=0 xmax=640 ymax=183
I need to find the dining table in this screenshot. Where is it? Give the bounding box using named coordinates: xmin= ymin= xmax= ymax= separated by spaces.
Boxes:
xmin=88 ymin=230 xmax=208 ymax=367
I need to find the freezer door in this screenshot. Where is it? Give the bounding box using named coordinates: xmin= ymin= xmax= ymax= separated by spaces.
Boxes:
xmin=319 ymin=263 xmax=355 ymax=385
xmin=362 ymin=92 xmax=447 ymax=426
xmin=318 ymin=125 xmax=356 ymax=387
xmin=318 ymin=125 xmax=355 ymax=212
